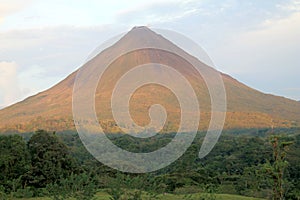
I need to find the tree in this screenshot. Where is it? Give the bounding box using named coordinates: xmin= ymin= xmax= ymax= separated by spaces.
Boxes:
xmin=0 ymin=135 xmax=30 ymax=193
xmin=46 ymin=172 xmax=97 ymax=200
xmin=263 ymin=135 xmax=293 ymax=200
xmin=26 ymin=130 xmax=76 ymax=188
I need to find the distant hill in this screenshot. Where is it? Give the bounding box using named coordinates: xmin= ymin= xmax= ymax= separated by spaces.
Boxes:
xmin=0 ymin=27 xmax=299 ymax=133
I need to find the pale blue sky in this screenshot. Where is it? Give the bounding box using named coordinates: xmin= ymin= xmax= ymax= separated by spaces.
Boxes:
xmin=0 ymin=0 xmax=300 ymax=108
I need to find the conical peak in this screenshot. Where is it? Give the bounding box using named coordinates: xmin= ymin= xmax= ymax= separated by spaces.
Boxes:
xmin=131 ymin=26 xmax=150 ymax=30
xmin=112 ymin=26 xmax=168 ymax=51
xmin=125 ymin=26 xmax=158 ymax=40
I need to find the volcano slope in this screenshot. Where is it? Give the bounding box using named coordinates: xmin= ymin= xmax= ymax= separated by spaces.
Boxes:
xmin=0 ymin=27 xmax=299 ymax=133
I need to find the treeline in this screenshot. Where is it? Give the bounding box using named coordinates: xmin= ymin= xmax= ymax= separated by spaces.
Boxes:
xmin=0 ymin=129 xmax=299 ymax=199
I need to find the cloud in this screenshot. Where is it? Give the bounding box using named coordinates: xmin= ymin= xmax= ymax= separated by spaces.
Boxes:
xmin=0 ymin=0 xmax=33 ymax=24
xmin=115 ymin=0 xmax=201 ymax=26
xmin=0 ymin=0 xmax=164 ymax=30
xmin=216 ymin=11 xmax=300 ymax=73
xmin=0 ymin=61 xmax=22 ymax=107
xmin=0 ymin=0 xmax=299 ymax=103
xmin=209 ymin=8 xmax=300 ymax=100
xmin=0 ymin=25 xmax=126 ymax=107
xmin=277 ymin=0 xmax=300 ymax=12
xmin=0 ymin=25 xmax=122 ymax=74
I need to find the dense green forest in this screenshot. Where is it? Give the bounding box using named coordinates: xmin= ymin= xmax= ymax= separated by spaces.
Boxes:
xmin=0 ymin=128 xmax=299 ymax=199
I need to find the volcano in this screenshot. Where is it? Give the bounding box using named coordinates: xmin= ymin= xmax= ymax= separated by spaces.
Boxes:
xmin=0 ymin=26 xmax=299 ymax=133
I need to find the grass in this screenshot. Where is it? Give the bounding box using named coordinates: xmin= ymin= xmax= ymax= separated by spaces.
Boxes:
xmin=19 ymin=191 xmax=266 ymax=200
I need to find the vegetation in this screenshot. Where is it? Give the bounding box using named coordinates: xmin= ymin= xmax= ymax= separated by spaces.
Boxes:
xmin=0 ymin=128 xmax=299 ymax=199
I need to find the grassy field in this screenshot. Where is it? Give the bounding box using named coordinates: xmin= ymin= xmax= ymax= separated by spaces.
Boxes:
xmin=18 ymin=191 xmax=266 ymax=200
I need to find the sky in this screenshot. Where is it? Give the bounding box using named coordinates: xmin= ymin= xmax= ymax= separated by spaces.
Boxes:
xmin=0 ymin=0 xmax=300 ymax=108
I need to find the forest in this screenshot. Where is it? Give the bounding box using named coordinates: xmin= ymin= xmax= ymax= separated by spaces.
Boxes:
xmin=0 ymin=128 xmax=299 ymax=200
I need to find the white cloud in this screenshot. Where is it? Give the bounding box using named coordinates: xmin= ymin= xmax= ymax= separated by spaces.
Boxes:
xmin=215 ymin=11 xmax=300 ymax=74
xmin=0 ymin=0 xmax=299 ymax=102
xmin=0 ymin=25 xmax=122 ymax=74
xmin=0 ymin=0 xmax=177 ymax=30
xmin=0 ymin=0 xmax=33 ymax=24
xmin=277 ymin=0 xmax=300 ymax=12
xmin=115 ymin=0 xmax=201 ymax=26
xmin=0 ymin=61 xmax=22 ymax=107
xmin=210 ymin=10 xmax=300 ymax=100
xmin=0 ymin=25 xmax=126 ymax=108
